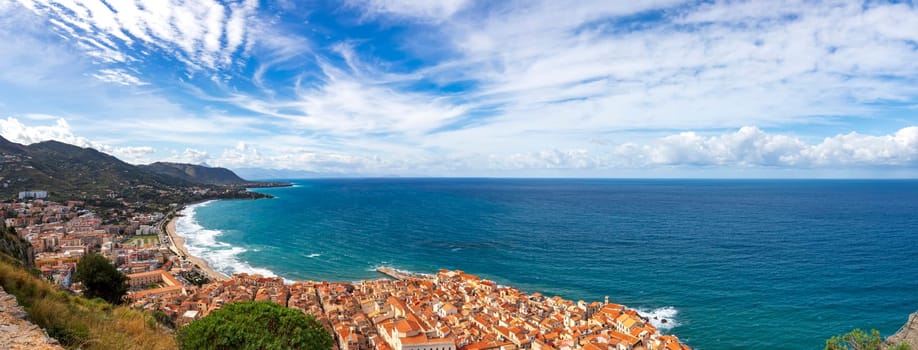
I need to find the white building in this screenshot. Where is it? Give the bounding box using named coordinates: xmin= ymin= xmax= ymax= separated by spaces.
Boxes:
xmin=18 ymin=191 xmax=48 ymax=200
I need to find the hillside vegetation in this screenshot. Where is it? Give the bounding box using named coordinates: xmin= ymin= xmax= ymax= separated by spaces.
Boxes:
xmin=0 ymin=253 xmax=175 ymax=349
xmin=0 ymin=137 xmax=185 ymax=200
xmin=139 ymin=162 xmax=251 ymax=185
xmin=0 ymin=136 xmax=278 ymax=207
xmin=1 ymin=226 xmax=34 ymax=267
xmin=178 ymin=301 xmax=333 ymax=350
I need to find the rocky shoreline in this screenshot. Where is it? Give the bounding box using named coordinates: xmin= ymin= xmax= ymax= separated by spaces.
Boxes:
xmin=885 ymin=311 xmax=918 ymax=349
xmin=0 ymin=286 xmax=62 ymax=350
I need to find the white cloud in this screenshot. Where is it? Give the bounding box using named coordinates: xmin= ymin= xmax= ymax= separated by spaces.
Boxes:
xmin=24 ymin=113 xmax=62 ymax=121
xmin=217 ymin=141 xmax=264 ymax=167
xmin=0 ymin=116 xmax=155 ymax=163
xmin=806 ymin=127 xmax=918 ymax=166
xmin=636 ymin=127 xmax=812 ymax=167
xmin=488 ymin=149 xmax=597 ymax=170
xmin=224 ymin=60 xmax=467 ymax=137
xmin=184 ymin=148 xmax=211 ymax=164
xmin=91 ymin=68 xmax=148 ymax=86
xmin=0 ymin=116 xmax=90 ymax=146
xmin=279 ymin=0 xmax=918 ymax=173
xmin=409 ymin=0 xmax=918 ymax=135
xmin=2 ymin=115 xmax=916 ymax=174
xmin=4 ymin=0 xmax=918 ymax=177
xmin=349 ymin=0 xmax=470 ymax=22
xmin=16 ymin=0 xmax=259 ymax=69
xmin=164 ymin=148 xmax=211 ymax=164
xmin=0 ymin=5 xmax=261 ymax=149
xmin=608 ymin=126 xmax=918 ymax=168
xmin=456 ymin=126 xmax=918 ymax=172
xmin=109 ymin=146 xmax=155 ymax=163
xmin=203 ymin=126 xmax=918 ymax=175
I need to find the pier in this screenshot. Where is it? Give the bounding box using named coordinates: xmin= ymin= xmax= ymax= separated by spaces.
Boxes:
xmin=375 ymin=266 xmax=429 ymax=280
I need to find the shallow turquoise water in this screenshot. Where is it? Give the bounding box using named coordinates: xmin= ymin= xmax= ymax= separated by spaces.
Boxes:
xmin=177 ymin=179 xmax=918 ymax=349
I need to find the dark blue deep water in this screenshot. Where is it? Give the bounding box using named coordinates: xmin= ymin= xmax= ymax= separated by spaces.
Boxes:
xmin=177 ymin=179 xmax=918 ymax=349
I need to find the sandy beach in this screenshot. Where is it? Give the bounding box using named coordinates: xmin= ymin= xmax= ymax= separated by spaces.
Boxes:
xmin=165 ymin=215 xmax=229 ymax=282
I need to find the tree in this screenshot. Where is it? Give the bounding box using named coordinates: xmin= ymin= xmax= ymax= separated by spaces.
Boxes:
xmin=73 ymin=253 xmax=128 ymax=304
xmin=178 ymin=301 xmax=333 ymax=350
xmin=825 ymin=328 xmax=911 ymax=350
xmin=152 ymin=309 xmax=175 ymax=329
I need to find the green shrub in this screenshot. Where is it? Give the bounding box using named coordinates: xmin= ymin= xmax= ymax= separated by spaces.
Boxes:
xmin=826 ymin=328 xmax=910 ymax=350
xmin=179 ymin=301 xmax=333 ymax=350
xmin=73 ymin=253 xmax=128 ymax=304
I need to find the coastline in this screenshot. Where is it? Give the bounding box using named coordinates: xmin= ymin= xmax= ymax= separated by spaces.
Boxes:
xmin=165 ymin=207 xmax=230 ymax=282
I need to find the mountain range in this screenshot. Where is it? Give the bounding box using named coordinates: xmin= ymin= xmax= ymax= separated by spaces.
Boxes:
xmin=0 ymin=136 xmax=258 ymax=200
xmin=138 ymin=162 xmax=248 ymax=185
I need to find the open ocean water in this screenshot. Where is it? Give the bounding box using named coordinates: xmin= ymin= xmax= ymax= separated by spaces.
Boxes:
xmin=175 ymin=179 xmax=918 ymax=349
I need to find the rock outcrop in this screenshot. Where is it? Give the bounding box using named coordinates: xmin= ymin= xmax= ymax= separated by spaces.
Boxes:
xmin=885 ymin=311 xmax=918 ymax=349
xmin=0 ymin=286 xmax=62 ymax=350
xmin=1 ymin=231 xmax=34 ymax=268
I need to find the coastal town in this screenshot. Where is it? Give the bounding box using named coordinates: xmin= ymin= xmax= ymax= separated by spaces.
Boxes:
xmin=4 ymin=191 xmax=692 ymax=350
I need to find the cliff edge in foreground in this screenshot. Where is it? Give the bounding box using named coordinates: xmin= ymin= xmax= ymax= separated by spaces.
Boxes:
xmin=0 ymin=286 xmax=62 ymax=350
xmin=886 ymin=311 xmax=918 ymax=349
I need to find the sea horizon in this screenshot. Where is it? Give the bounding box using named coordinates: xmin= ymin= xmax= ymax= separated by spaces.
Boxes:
xmin=249 ymin=176 xmax=918 ymax=181
xmin=174 ymin=178 xmax=918 ymax=349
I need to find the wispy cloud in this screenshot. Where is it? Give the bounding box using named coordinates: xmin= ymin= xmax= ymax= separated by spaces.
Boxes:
xmin=347 ymin=0 xmax=470 ymax=22
xmin=215 ymin=56 xmax=468 ymax=137
xmin=91 ymin=68 xmax=148 ymax=86
xmin=16 ymin=0 xmax=259 ymax=69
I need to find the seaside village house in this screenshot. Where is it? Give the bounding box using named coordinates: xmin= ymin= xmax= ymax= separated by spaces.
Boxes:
xmin=127 ymin=269 xmax=186 ymax=301
xmin=374 ymin=296 xmax=458 ymax=350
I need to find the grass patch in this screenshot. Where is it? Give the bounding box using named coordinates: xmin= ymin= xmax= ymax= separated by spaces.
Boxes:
xmin=0 ymin=254 xmax=176 ymax=349
xmin=125 ymin=234 xmax=159 ymax=246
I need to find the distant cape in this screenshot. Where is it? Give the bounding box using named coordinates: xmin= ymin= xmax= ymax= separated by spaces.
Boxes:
xmin=0 ymin=135 xmax=260 ymax=199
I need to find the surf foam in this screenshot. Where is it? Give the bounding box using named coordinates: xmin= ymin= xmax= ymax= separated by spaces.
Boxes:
xmin=637 ymin=306 xmax=680 ymax=331
xmin=176 ymin=202 xmax=280 ymax=279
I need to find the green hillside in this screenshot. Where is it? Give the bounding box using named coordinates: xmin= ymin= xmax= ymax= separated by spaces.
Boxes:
xmin=0 ymin=255 xmax=176 ymax=349
xmin=139 ymin=162 xmax=250 ymax=185
xmin=0 ymin=136 xmax=276 ymax=205
xmin=0 ymin=137 xmax=186 ymax=199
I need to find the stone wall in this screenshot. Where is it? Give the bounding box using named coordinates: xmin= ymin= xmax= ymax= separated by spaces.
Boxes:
xmin=0 ymin=286 xmax=63 ymax=350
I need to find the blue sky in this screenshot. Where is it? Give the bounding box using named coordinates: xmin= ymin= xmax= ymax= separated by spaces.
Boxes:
xmin=1 ymin=0 xmax=917 ymax=177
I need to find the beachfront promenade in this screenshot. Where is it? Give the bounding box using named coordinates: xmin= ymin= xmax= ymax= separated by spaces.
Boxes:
xmin=161 ymin=211 xmax=230 ymax=282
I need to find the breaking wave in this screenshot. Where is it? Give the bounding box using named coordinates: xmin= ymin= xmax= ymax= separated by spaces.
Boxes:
xmin=637 ymin=306 xmax=680 ymax=331
xmin=175 ymin=202 xmax=279 ymax=278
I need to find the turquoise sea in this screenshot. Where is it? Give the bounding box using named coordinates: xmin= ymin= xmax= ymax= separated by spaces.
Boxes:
xmin=175 ymin=179 xmax=918 ymax=349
